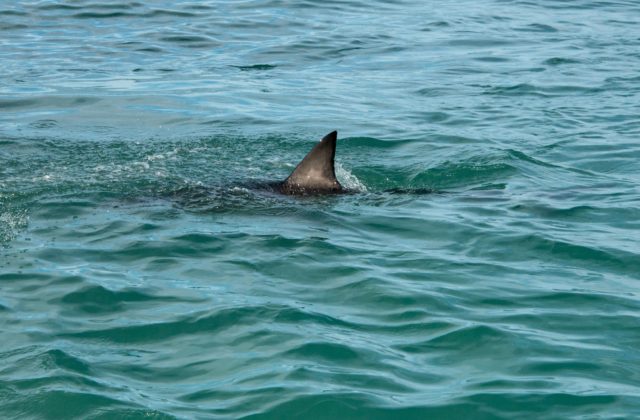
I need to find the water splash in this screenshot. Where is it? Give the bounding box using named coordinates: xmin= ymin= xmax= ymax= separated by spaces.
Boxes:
xmin=336 ymin=162 xmax=367 ymax=192
xmin=0 ymin=208 xmax=28 ymax=246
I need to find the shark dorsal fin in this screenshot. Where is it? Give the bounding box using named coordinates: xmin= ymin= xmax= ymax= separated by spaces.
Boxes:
xmin=282 ymin=130 xmax=342 ymax=194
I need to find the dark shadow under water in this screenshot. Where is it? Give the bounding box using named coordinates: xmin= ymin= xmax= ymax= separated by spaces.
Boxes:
xmin=161 ymin=181 xmax=440 ymax=213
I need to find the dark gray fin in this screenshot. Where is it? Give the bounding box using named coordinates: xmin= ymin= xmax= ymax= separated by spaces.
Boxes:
xmin=281 ymin=130 xmax=342 ymax=194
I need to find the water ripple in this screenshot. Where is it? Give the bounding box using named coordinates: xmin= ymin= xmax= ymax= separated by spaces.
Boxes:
xmin=2 ymin=0 xmax=640 ymax=417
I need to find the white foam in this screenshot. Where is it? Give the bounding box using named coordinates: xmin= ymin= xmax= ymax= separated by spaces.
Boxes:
xmin=335 ymin=162 xmax=367 ymax=192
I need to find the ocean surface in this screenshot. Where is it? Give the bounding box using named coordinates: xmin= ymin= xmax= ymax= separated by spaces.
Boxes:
xmin=1 ymin=0 xmax=640 ymax=418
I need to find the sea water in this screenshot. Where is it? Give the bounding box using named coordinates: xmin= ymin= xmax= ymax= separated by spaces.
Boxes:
xmin=1 ymin=1 xmax=640 ymax=418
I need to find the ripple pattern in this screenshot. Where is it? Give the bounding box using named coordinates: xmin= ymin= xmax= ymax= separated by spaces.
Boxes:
xmin=2 ymin=0 xmax=640 ymax=418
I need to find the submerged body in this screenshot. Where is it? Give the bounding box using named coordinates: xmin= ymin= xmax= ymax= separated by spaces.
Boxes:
xmin=169 ymin=130 xmax=434 ymax=206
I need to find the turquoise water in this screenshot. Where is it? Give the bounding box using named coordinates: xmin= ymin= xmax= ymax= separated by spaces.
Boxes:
xmin=2 ymin=0 xmax=640 ymax=418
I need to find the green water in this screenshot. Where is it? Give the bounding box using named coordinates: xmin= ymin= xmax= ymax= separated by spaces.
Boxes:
xmin=1 ymin=0 xmax=640 ymax=418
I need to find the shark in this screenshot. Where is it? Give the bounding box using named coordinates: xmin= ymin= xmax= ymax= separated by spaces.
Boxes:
xmin=278 ymin=130 xmax=343 ymax=195
xmin=168 ymin=130 xmax=434 ymax=210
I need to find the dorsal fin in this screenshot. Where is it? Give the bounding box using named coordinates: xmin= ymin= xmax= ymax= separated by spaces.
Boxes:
xmin=281 ymin=131 xmax=342 ymax=194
